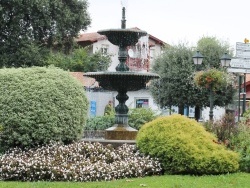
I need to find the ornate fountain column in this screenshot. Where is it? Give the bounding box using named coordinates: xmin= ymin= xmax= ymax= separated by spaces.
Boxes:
xmin=115 ymin=90 xmax=129 ymax=125
xmin=105 ymin=88 xmax=137 ymax=140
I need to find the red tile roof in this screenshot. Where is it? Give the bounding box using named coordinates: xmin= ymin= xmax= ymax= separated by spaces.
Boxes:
xmin=130 ymin=27 xmax=166 ymax=46
xmin=76 ymin=32 xmax=106 ymax=43
xmin=76 ymin=28 xmax=166 ymax=46
xmin=69 ymin=72 xmax=98 ymax=87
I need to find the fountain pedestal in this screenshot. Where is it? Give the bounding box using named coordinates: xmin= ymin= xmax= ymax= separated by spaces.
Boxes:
xmin=106 ymin=90 xmax=137 ymax=140
xmin=105 ymin=124 xmax=137 ymax=140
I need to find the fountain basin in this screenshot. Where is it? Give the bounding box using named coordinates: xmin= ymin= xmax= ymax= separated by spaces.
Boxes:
xmin=98 ymin=29 xmax=147 ymax=47
xmin=84 ymin=71 xmax=159 ymax=91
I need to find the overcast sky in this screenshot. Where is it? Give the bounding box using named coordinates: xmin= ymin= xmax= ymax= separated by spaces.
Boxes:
xmin=86 ymin=0 xmax=250 ymax=50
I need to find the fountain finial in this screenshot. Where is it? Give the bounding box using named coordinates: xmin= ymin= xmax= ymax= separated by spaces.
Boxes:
xmin=121 ymin=7 xmax=126 ymax=29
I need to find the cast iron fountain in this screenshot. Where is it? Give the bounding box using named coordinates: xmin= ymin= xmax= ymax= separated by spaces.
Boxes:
xmin=84 ymin=7 xmax=159 ymax=140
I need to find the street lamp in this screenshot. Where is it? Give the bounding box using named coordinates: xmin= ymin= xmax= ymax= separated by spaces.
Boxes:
xmin=192 ymin=51 xmax=204 ymax=68
xmin=220 ymin=53 xmax=231 ymax=67
xmin=193 ymin=51 xmax=231 ymax=121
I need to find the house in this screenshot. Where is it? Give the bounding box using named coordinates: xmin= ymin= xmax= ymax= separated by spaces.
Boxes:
xmin=76 ymin=28 xmax=166 ymax=72
xmin=74 ymin=31 xmax=236 ymax=121
xmin=75 ymin=29 xmax=166 ymax=116
xmin=70 ymin=72 xmax=114 ymax=117
xmin=244 ymin=74 xmax=250 ymax=101
xmin=238 ymin=74 xmax=250 ymax=116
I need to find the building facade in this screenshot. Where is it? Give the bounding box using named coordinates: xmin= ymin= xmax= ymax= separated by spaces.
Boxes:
xmin=76 ymin=29 xmax=166 ymax=116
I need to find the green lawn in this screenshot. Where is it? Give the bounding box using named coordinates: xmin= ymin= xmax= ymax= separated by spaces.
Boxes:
xmin=0 ymin=173 xmax=249 ymax=188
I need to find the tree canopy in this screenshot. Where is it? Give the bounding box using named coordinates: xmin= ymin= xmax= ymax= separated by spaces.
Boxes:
xmin=46 ymin=47 xmax=112 ymax=72
xmin=150 ymin=37 xmax=235 ymax=117
xmin=0 ymin=0 xmax=91 ymax=67
xmin=150 ymin=43 xmax=207 ymax=109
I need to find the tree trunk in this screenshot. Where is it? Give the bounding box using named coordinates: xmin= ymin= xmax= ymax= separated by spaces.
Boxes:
xmin=178 ymin=105 xmax=184 ymax=115
xmin=195 ymin=106 xmax=201 ymax=121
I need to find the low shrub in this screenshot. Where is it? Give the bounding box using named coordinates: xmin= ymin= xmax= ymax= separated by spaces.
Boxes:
xmin=128 ymin=108 xmax=158 ymax=130
xmin=0 ymin=141 xmax=162 ymax=181
xmin=85 ymin=108 xmax=157 ymax=131
xmin=0 ymin=67 xmax=88 ymax=151
xmin=242 ymin=108 xmax=250 ymax=126
xmin=202 ymin=113 xmax=237 ymax=147
xmin=104 ymin=101 xmax=115 ymax=116
xmin=230 ymin=122 xmax=250 ymax=172
xmin=136 ymin=114 xmax=239 ymax=175
xmin=84 ymin=115 xmax=115 ymax=130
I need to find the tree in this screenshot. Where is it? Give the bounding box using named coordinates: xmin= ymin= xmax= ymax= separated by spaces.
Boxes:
xmin=150 ymin=43 xmax=206 ymax=117
xmin=0 ymin=0 xmax=91 ymax=67
xmin=46 ymin=47 xmax=112 ymax=72
xmin=150 ymin=37 xmax=235 ymax=119
xmin=197 ymin=36 xmax=232 ymax=69
xmin=196 ymin=36 xmax=236 ymax=107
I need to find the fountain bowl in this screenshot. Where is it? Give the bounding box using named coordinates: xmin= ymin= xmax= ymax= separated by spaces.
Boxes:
xmin=98 ymin=29 xmax=147 ymax=47
xmin=84 ymin=71 xmax=159 ymax=91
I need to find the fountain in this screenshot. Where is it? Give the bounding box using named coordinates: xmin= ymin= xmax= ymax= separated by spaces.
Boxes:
xmin=84 ymin=6 xmax=159 ymax=140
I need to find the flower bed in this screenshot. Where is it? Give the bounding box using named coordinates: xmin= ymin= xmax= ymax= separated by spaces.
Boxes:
xmin=0 ymin=141 xmax=162 ymax=181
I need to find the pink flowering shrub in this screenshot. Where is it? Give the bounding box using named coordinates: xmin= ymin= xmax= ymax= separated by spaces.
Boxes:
xmin=0 ymin=141 xmax=162 ymax=181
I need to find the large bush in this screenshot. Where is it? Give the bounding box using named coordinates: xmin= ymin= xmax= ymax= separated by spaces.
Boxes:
xmin=0 ymin=67 xmax=88 ymax=150
xmin=136 ymin=114 xmax=239 ymax=175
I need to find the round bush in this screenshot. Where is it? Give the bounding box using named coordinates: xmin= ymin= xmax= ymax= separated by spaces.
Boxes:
xmin=136 ymin=114 xmax=239 ymax=175
xmin=0 ymin=67 xmax=88 ymax=150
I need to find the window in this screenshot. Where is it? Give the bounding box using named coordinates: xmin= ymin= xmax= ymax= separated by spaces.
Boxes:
xmin=150 ymin=48 xmax=155 ymax=60
xmin=101 ymin=44 xmax=109 ymax=55
xmin=135 ymin=98 xmax=149 ymax=108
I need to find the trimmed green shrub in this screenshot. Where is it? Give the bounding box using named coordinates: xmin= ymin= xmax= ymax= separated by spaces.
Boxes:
xmin=0 ymin=67 xmax=88 ymax=150
xmin=128 ymin=108 xmax=158 ymax=130
xmin=136 ymin=114 xmax=239 ymax=175
xmin=84 ymin=115 xmax=115 ymax=130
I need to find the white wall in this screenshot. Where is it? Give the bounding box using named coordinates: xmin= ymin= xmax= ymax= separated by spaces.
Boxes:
xmin=113 ymin=89 xmax=160 ymax=113
xmin=85 ymin=89 xmax=226 ymax=121
xmin=200 ymin=106 xmax=226 ymax=122
xmin=86 ymin=91 xmax=115 ymax=117
xmin=92 ymin=39 xmax=119 ymax=71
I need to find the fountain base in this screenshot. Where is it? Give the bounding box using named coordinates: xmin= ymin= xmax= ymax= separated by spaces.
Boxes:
xmin=105 ymin=124 xmax=138 ymax=140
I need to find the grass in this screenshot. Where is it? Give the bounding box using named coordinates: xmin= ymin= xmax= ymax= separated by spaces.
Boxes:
xmin=0 ymin=173 xmax=249 ymax=188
